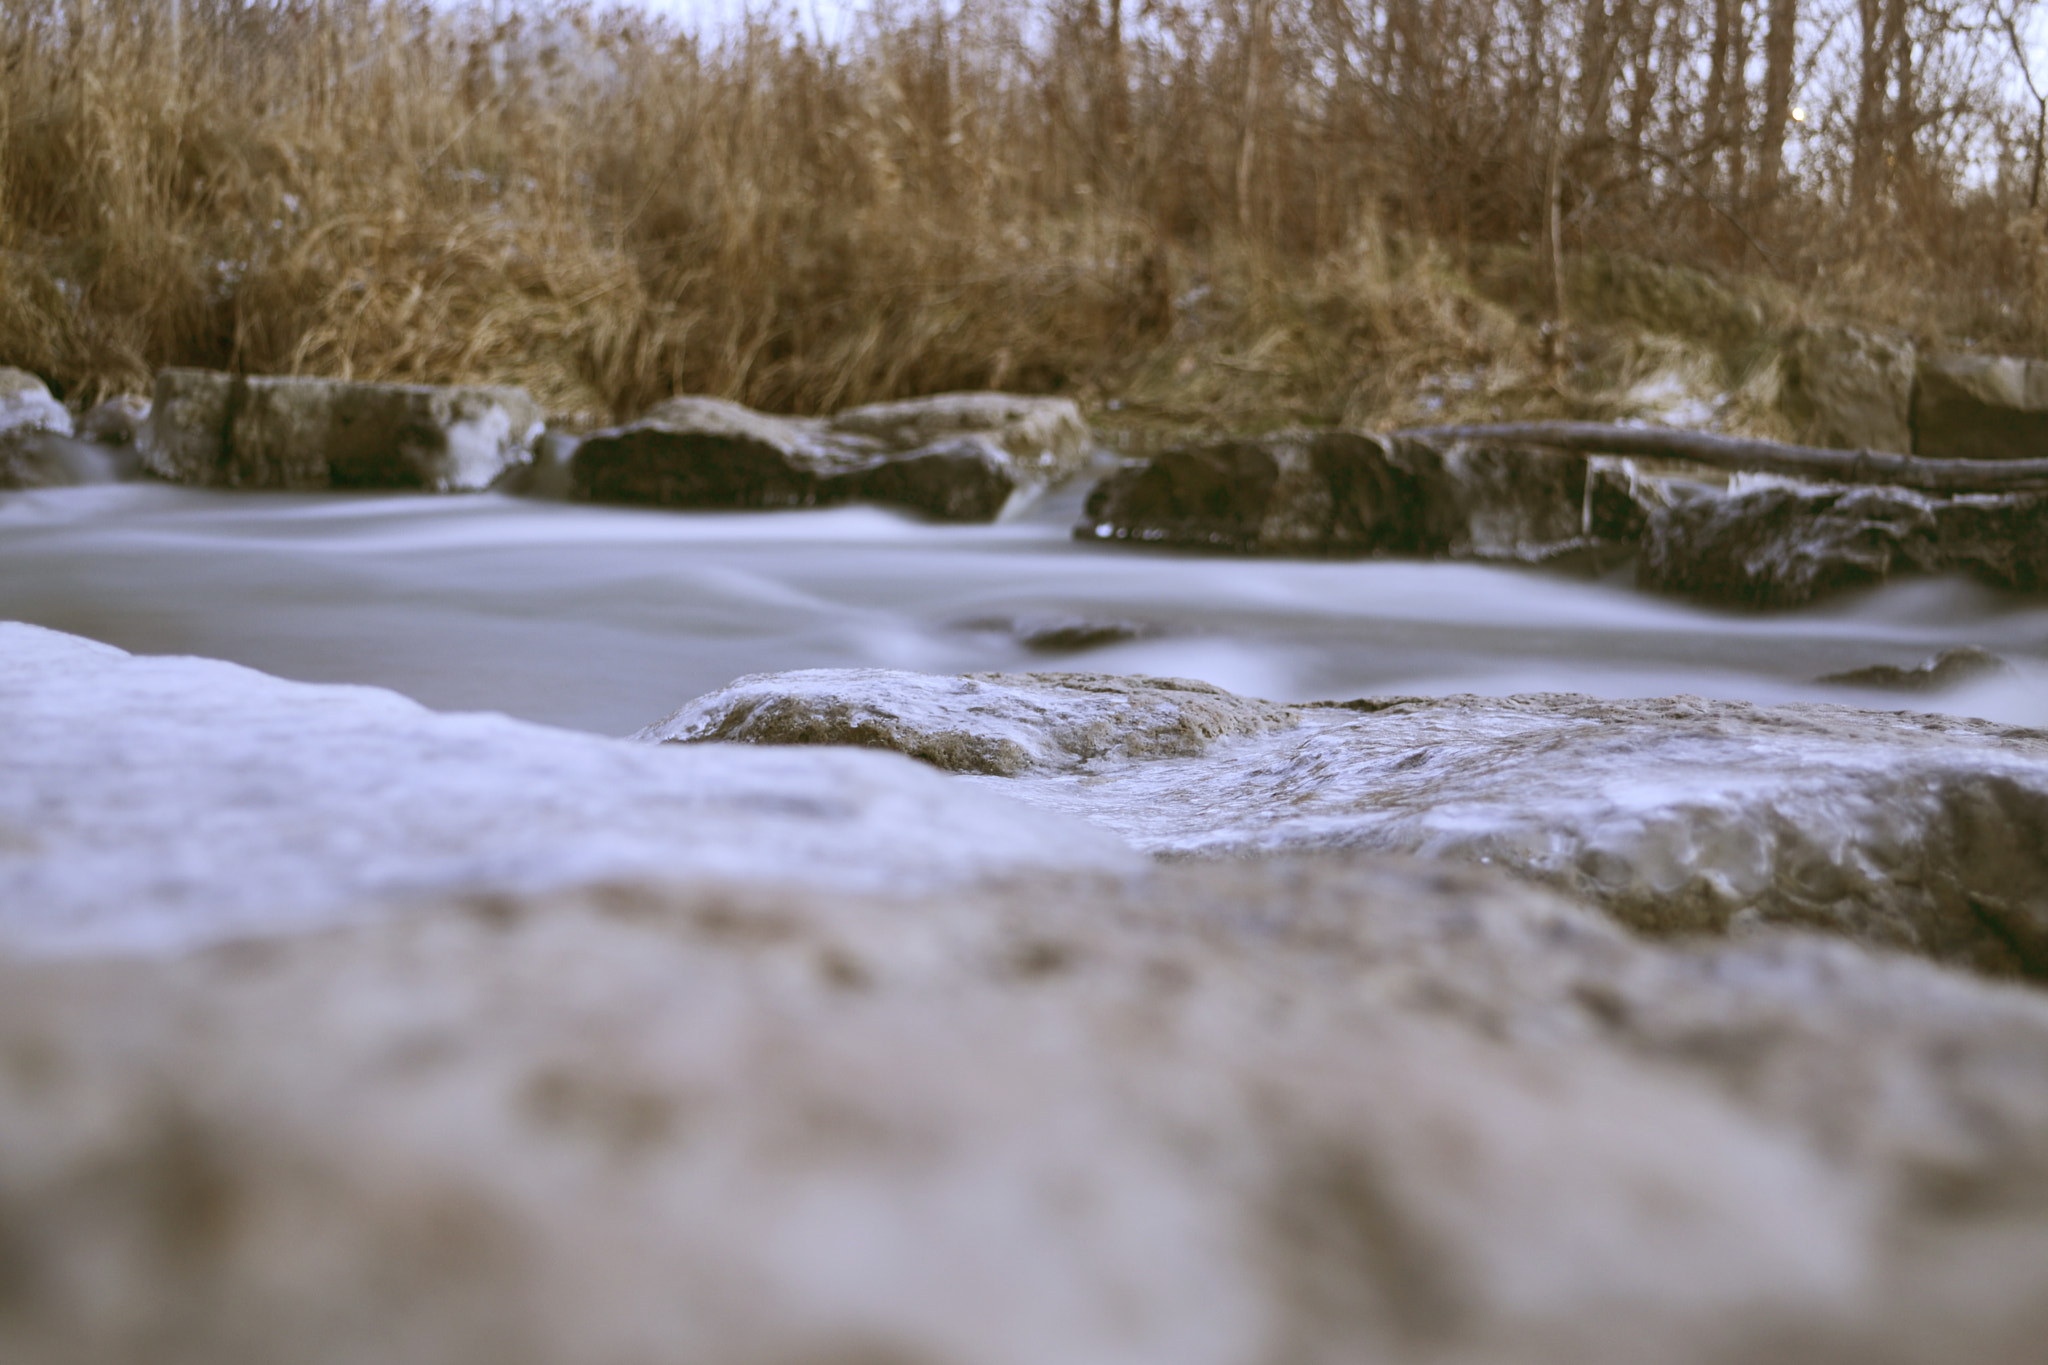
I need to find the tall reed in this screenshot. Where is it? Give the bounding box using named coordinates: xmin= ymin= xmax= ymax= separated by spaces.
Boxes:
xmin=0 ymin=1 xmax=2040 ymax=423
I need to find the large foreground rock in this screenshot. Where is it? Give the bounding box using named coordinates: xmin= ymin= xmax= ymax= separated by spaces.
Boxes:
xmin=657 ymin=669 xmax=2048 ymax=979
xmin=1911 ymin=351 xmax=2048 ymax=461
xmin=570 ymin=392 xmax=1091 ymax=521
xmin=0 ymin=624 xmax=1132 ymax=954
xmin=1077 ymin=431 xmax=1588 ymax=559
xmin=6 ymin=859 xmax=2048 ymax=1364
xmin=138 ymin=369 xmax=544 ymax=492
xmin=1638 ymin=481 xmax=2048 ymax=607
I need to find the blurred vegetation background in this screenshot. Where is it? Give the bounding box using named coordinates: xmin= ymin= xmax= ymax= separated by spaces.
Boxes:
xmin=3 ymin=0 xmax=2046 ymax=434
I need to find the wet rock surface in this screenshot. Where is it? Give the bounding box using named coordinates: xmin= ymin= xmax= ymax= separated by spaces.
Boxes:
xmin=657 ymin=669 xmax=2048 ymax=979
xmin=6 ymin=858 xmax=2048 ymax=1365
xmin=1077 ymin=431 xmax=1589 ymax=559
xmin=570 ymin=392 xmax=1090 ymax=521
xmin=0 ymin=625 xmax=1133 ymax=954
xmin=640 ymin=669 xmax=1300 ymax=776
xmin=138 ymin=368 xmax=544 ymax=491
xmin=1637 ymin=481 xmax=2048 ymax=608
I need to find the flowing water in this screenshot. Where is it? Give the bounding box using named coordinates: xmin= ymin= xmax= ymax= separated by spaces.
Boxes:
xmin=4 ymin=479 xmax=2046 ymax=736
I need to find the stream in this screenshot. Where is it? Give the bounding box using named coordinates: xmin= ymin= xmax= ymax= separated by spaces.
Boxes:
xmin=4 ymin=479 xmax=2046 ymax=736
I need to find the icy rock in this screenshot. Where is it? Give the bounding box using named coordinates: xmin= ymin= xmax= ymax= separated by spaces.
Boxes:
xmin=0 ymin=366 xmax=70 ymax=438
xmin=1638 ymin=482 xmax=2048 ymax=608
xmin=1912 ymin=351 xmax=2048 ymax=461
xmin=138 ymin=368 xmax=545 ymax=491
xmin=6 ymin=857 xmax=2048 ymax=1364
xmin=570 ymin=392 xmax=1091 ymax=522
xmin=652 ymin=670 xmax=2048 ymax=978
xmin=1777 ymin=324 xmax=1916 ymax=454
xmin=639 ymin=669 xmax=1300 ymax=776
xmin=0 ymin=367 xmax=86 ymax=490
xmin=0 ymin=624 xmax=1134 ymax=954
xmin=1077 ymin=431 xmax=1588 ymax=559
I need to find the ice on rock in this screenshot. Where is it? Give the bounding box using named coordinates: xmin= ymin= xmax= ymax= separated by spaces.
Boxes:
xmin=0 ymin=624 xmax=1135 ymax=954
xmin=654 ymin=670 xmax=2048 ymax=977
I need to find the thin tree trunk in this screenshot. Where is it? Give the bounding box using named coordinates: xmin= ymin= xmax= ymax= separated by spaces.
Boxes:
xmin=1399 ymin=421 xmax=2048 ymax=493
xmin=1757 ymin=0 xmax=1797 ymax=204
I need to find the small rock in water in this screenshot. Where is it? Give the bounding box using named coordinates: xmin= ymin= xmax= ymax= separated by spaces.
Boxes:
xmin=641 ymin=668 xmax=1299 ymax=776
xmin=1817 ymin=646 xmax=2017 ymax=692
xmin=1010 ymin=614 xmax=1149 ymax=652
xmin=77 ymin=393 xmax=151 ymax=445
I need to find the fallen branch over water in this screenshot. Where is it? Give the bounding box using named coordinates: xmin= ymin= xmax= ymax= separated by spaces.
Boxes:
xmin=1401 ymin=421 xmax=2048 ymax=493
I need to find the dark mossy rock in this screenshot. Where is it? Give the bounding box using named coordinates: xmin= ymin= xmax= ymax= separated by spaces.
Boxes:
xmin=1640 ymin=482 xmax=2048 ymax=608
xmin=1077 ymin=431 xmax=1588 ymax=559
xmin=1912 ymin=353 xmax=2048 ymax=462
xmin=569 ymin=392 xmax=1091 ymax=522
xmin=139 ymin=369 xmax=544 ymax=492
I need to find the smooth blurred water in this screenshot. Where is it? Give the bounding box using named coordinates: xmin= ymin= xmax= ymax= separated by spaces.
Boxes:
xmin=4 ymin=480 xmax=2045 ymax=735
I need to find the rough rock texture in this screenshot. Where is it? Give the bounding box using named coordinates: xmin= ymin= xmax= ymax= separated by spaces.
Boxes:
xmin=1637 ymin=482 xmax=2048 ymax=608
xmin=6 ymin=858 xmax=2048 ymax=1365
xmin=138 ymin=369 xmax=544 ymax=491
xmin=654 ymin=669 xmax=2048 ymax=979
xmin=570 ymin=392 xmax=1090 ymax=522
xmin=1077 ymin=431 xmax=1588 ymax=560
xmin=0 ymin=624 xmax=1133 ymax=954
xmin=1911 ymin=351 xmax=2048 ymax=461
xmin=641 ymin=670 xmax=1301 ymax=776
xmin=1778 ymin=324 xmax=1917 ymax=454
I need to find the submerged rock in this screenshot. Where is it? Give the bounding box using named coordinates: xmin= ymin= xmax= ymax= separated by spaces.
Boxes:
xmin=1077 ymin=431 xmax=1588 ymax=560
xmin=138 ymin=368 xmax=545 ymax=491
xmin=1638 ymin=482 xmax=2048 ymax=608
xmin=0 ymin=624 xmax=1133 ymax=954
xmin=1912 ymin=351 xmax=2048 ymax=461
xmin=640 ymin=669 xmax=1299 ymax=776
xmin=1818 ymin=646 xmax=2017 ymax=692
xmin=1777 ymin=324 xmax=1916 ymax=454
xmin=652 ymin=669 xmax=2048 ymax=979
xmin=570 ymin=391 xmax=1090 ymax=521
xmin=6 ymin=857 xmax=2048 ymax=1364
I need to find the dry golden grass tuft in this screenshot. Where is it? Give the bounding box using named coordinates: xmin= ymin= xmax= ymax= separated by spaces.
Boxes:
xmin=1 ymin=0 xmax=2043 ymax=431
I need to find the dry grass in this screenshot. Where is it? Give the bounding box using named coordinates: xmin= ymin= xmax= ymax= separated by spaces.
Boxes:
xmin=0 ymin=0 xmax=2041 ymax=432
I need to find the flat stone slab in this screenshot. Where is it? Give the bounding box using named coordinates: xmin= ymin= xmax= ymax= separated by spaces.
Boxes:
xmin=570 ymin=391 xmax=1092 ymax=521
xmin=0 ymin=625 xmax=1133 ymax=954
xmin=5 ymin=858 xmax=2048 ymax=1363
xmin=138 ymin=369 xmax=544 ymax=491
xmin=655 ymin=669 xmax=2048 ymax=978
